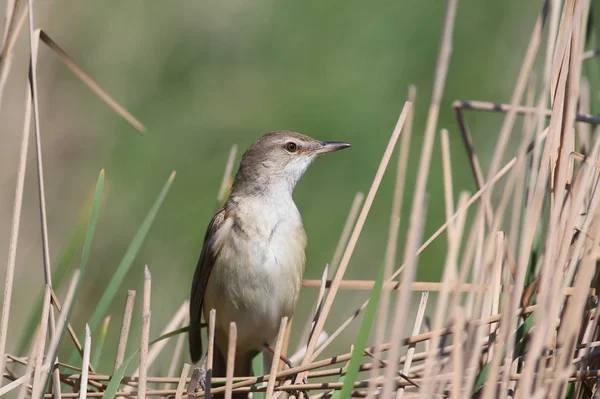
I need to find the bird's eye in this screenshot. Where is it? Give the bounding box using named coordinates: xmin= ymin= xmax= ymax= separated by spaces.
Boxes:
xmin=285 ymin=142 xmax=298 ymax=153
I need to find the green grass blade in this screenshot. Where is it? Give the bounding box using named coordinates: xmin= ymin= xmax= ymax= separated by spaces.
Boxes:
xmin=17 ymin=185 xmax=99 ymax=354
xmin=252 ymin=353 xmax=265 ymax=399
xmin=87 ymin=171 xmax=176 ymax=334
xmin=472 ymin=314 xmax=535 ymax=393
xmin=102 ymin=324 xmax=188 ymax=399
xmin=41 ymin=169 xmax=105 ymax=394
xmin=92 ymin=315 xmax=111 ymax=370
xmin=335 ymin=264 xmax=386 ymax=399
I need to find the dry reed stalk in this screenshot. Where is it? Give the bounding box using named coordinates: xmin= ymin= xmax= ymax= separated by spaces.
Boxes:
xmin=132 ymin=299 xmax=188 ymax=378
xmin=0 ymin=0 xmax=26 ymax=108
xmin=381 ymin=197 xmax=426 ymax=399
xmin=312 ymin=141 xmax=533 ymax=360
xmin=508 ymin=74 xmax=538 ymax=255
xmin=329 ymin=193 xmax=364 ymax=276
xmin=40 ymin=270 xmax=80 ymax=396
xmin=453 ymin=100 xmax=600 ymax=125
xmin=578 ymin=78 xmax=592 ymax=152
xmin=296 ymin=101 xmax=412 ymax=384
xmin=397 ymin=9 xmax=460 ymax=392
xmin=450 ymin=309 xmax=464 ymax=399
xmin=266 ymin=317 xmax=287 ymax=399
xmin=206 ymin=309 xmax=216 ymax=399
xmin=175 ymin=364 xmax=190 ymax=399
xmin=217 ymin=144 xmax=238 ymax=205
xmin=1 ymin=0 xmax=18 ymax=51
xmin=0 ymin=84 xmax=32 ymax=387
xmin=114 ymin=290 xmax=136 ymax=373
xmin=38 ymin=31 xmax=145 ymax=132
xmin=396 ymin=292 xmax=429 ymax=399
xmin=49 ymin=290 xmax=91 ymax=371
xmin=368 ymin=85 xmax=416 ymax=394
xmin=480 ymin=1 xmax=547 ymax=230
xmin=31 ymin=286 xmax=51 ymax=399
xmin=138 ymin=266 xmax=152 ymax=399
xmin=79 ymin=325 xmax=91 ymax=399
xmin=419 ymin=168 xmax=464 ymax=394
xmin=25 ymin=7 xmax=62 ymax=394
xmin=297 ymin=191 xmax=363 ymax=354
xmin=224 ymin=322 xmax=237 ymax=399
xmin=517 ymin=4 xmax=581 ymax=393
xmin=278 ymin=316 xmax=293 ymax=374
xmin=17 ymin=327 xmax=41 ymax=399
xmin=515 ymin=44 xmax=570 ymax=399
xmin=163 ymin=313 xmax=189 ymax=390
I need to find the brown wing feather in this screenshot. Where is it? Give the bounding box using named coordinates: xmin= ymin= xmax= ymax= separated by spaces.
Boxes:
xmin=189 ymin=208 xmax=227 ymax=363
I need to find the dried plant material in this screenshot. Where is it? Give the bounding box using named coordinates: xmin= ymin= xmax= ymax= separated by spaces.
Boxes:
xmin=114 ymin=290 xmax=136 ymax=373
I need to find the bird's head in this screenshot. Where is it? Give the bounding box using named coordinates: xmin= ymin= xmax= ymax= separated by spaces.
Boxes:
xmin=230 ymin=131 xmax=351 ymax=197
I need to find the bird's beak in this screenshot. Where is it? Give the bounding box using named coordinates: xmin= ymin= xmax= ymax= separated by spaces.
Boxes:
xmin=311 ymin=141 xmax=352 ymax=155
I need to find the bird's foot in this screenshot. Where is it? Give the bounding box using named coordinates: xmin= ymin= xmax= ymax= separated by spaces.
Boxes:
xmin=187 ymin=356 xmax=208 ymax=398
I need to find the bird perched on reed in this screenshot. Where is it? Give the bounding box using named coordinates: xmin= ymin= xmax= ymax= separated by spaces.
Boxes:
xmin=188 ymin=131 xmax=350 ymax=397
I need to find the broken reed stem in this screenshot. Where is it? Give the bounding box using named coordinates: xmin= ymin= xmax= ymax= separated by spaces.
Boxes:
xmin=114 ymin=290 xmax=136 ymax=373
xmin=79 ymin=325 xmax=91 ymax=399
xmin=175 ymin=364 xmax=190 ymax=399
xmin=266 ymin=317 xmax=288 ymax=399
xmin=138 ymin=266 xmax=152 ymax=399
xmin=225 ymin=322 xmax=237 ymax=399
xmin=133 ymin=300 xmax=188 ymax=378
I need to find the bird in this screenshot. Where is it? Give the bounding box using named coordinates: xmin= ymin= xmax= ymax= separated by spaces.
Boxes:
xmin=188 ymin=131 xmax=350 ymax=396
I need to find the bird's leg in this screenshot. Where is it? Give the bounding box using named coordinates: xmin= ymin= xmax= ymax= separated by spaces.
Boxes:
xmin=262 ymin=343 xmax=310 ymax=397
xmin=262 ymin=343 xmax=295 ymax=369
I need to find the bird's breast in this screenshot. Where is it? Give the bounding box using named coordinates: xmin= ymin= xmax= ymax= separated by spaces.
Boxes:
xmin=204 ymin=200 xmax=306 ymax=351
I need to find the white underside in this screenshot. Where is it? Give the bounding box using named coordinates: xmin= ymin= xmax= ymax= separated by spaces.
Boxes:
xmin=203 ymin=194 xmax=306 ymax=353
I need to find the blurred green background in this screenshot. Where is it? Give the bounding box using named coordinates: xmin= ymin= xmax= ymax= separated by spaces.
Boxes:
xmin=0 ymin=0 xmax=541 ymax=376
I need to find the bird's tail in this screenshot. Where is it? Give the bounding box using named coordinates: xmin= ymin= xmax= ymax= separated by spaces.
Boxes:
xmin=212 ymin=346 xmax=254 ymax=399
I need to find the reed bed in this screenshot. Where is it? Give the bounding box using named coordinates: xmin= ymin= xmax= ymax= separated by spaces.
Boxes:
xmin=2 ymin=0 xmax=600 ymax=397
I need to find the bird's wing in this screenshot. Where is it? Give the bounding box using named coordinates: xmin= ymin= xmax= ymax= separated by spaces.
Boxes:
xmin=189 ymin=207 xmax=227 ymax=363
